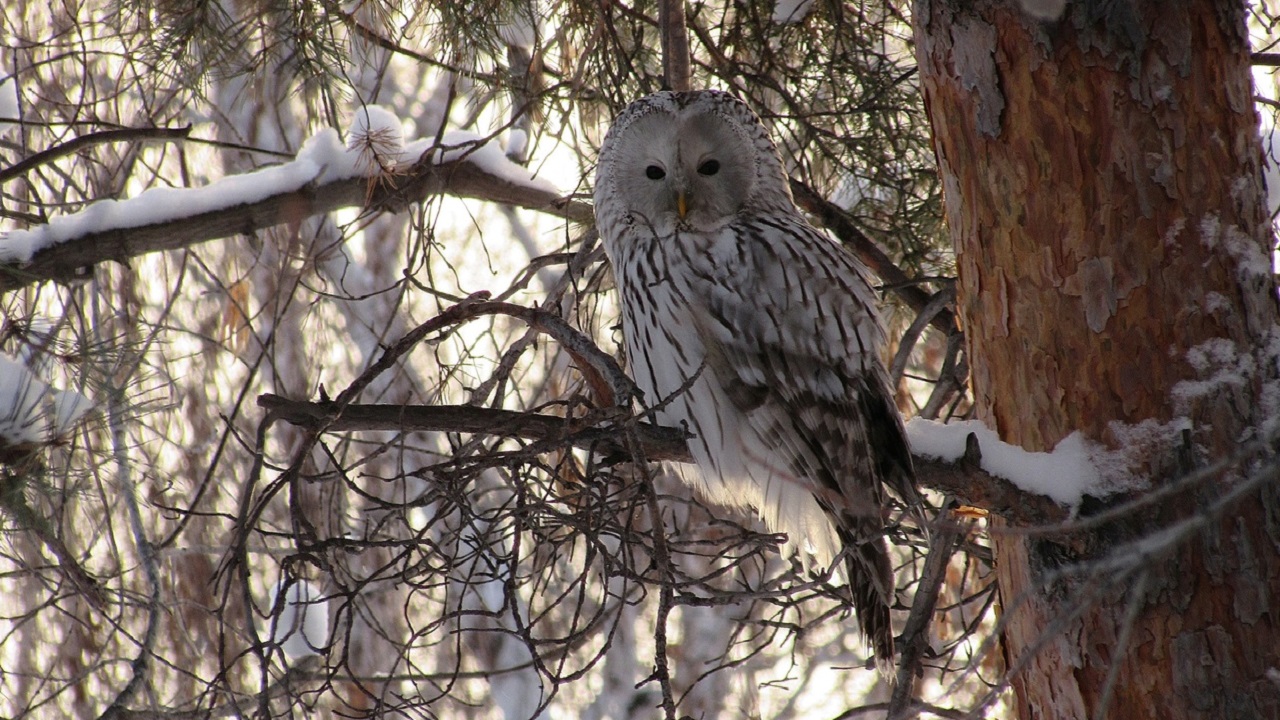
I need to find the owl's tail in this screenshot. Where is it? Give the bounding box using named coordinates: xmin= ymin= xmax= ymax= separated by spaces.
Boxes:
xmin=837 ymin=521 xmax=896 ymax=671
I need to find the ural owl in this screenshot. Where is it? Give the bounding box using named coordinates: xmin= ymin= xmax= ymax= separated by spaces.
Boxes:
xmin=593 ymin=90 xmax=918 ymax=663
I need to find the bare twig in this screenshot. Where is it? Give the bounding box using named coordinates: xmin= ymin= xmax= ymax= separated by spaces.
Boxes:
xmin=1092 ymin=569 xmax=1150 ymax=720
xmin=889 ymin=501 xmax=969 ymax=718
xmin=97 ymin=377 xmax=163 ymax=720
xmin=919 ymin=331 xmax=969 ymax=421
xmin=890 ymin=286 xmax=955 ymax=386
xmin=0 ymin=126 xmax=193 ymax=185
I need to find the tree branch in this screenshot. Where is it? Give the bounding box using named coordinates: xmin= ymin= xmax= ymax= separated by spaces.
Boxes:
xmin=889 ymin=501 xmax=969 ymax=718
xmin=257 ymin=394 xmax=691 ymax=462
xmin=0 ymin=156 xmax=593 ymax=292
xmin=789 ymin=179 xmax=958 ymax=337
xmin=256 ymin=395 xmax=1071 ymax=526
xmin=913 ymin=454 xmax=1068 ymax=526
xmin=0 ymin=126 xmax=194 ymax=186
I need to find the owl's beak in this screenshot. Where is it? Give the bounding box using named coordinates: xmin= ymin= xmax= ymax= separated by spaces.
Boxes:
xmin=677 ymin=191 xmax=689 ymax=219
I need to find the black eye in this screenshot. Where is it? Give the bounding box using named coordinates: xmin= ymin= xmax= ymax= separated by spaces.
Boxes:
xmin=697 ymin=159 xmax=720 ymax=176
xmin=645 ymin=165 xmax=665 ymax=180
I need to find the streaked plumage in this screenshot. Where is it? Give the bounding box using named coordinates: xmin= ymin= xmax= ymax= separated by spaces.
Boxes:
xmin=593 ymin=90 xmax=917 ymax=663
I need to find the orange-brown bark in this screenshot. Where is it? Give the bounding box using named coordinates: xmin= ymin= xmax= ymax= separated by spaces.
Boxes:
xmin=914 ymin=1 xmax=1280 ymax=717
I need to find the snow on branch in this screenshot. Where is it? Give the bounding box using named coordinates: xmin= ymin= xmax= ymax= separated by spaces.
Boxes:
xmin=0 ymin=108 xmax=592 ymax=292
xmin=0 ymin=352 xmax=94 ymax=454
xmin=907 ymin=418 xmax=1104 ymax=508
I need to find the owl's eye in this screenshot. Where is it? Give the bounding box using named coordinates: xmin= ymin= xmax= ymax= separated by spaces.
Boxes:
xmin=645 ymin=165 xmax=666 ymax=180
xmin=697 ymin=159 xmax=720 ymax=176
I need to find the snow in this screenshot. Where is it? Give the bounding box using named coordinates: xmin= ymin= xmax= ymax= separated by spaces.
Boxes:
xmin=772 ymin=0 xmax=815 ymax=23
xmin=270 ymin=579 xmax=329 ymax=660
xmin=0 ymin=106 xmax=562 ymax=263
xmin=1200 ymin=213 xmax=1273 ymax=283
xmin=353 ymin=104 xmax=404 ymax=148
xmin=1095 ymin=416 xmax=1190 ymax=489
xmin=0 ymin=353 xmax=94 ymax=447
xmin=428 ymin=129 xmax=560 ymax=195
xmin=1202 ymin=291 xmax=1231 ymax=315
xmin=506 ymin=128 xmax=528 ymax=162
xmin=906 ymin=418 xmax=1103 ymax=507
xmin=0 ymin=72 xmax=17 ymax=136
xmin=1171 ymin=338 xmax=1253 ymax=411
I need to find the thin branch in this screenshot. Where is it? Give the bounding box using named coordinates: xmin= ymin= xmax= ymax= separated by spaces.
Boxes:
xmin=889 ymin=501 xmax=970 ymax=718
xmin=890 ymin=286 xmax=955 ymax=386
xmin=324 ymin=0 xmax=501 ymax=83
xmin=1091 ymin=569 xmax=1150 ymax=720
xmin=0 ymin=126 xmax=193 ymax=185
xmin=257 ymin=394 xmax=691 ymax=462
xmin=789 ymin=179 xmax=957 ymax=336
xmin=97 ymin=373 xmax=163 ymax=719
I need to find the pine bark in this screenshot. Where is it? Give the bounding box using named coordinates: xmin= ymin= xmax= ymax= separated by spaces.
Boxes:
xmin=913 ymin=1 xmax=1280 ymax=717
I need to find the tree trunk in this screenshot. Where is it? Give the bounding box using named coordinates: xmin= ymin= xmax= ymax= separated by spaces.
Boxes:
xmin=913 ymin=1 xmax=1280 ymax=718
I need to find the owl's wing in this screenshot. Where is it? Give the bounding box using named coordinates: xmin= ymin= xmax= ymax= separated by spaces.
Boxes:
xmin=687 ymin=215 xmax=917 ymax=514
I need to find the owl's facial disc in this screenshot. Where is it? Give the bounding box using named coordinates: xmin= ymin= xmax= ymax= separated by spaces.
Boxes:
xmin=672 ymin=113 xmax=753 ymax=230
xmin=620 ymin=111 xmax=754 ymax=233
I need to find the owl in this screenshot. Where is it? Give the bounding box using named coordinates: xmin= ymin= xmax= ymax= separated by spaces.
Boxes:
xmin=592 ymin=90 xmax=918 ymax=664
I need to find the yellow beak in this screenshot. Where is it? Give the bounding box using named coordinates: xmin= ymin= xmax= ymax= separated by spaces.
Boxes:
xmin=677 ymin=192 xmax=688 ymax=219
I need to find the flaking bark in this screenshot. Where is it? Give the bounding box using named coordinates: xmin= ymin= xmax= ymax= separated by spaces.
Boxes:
xmin=914 ymin=1 xmax=1280 ymax=717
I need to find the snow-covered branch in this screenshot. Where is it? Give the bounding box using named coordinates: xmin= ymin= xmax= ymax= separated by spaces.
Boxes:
xmin=0 ymin=121 xmax=592 ymax=292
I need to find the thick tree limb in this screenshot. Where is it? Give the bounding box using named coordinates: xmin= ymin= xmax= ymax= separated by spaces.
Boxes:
xmin=0 ymin=157 xmax=593 ymax=292
xmin=913 ymin=454 xmax=1068 ymax=526
xmin=256 ymin=394 xmax=1071 ymax=526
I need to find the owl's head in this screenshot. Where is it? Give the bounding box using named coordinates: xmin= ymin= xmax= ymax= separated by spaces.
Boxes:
xmin=594 ymin=90 xmax=795 ymax=235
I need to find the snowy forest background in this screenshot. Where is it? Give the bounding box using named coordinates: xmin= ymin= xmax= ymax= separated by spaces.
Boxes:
xmin=1 ymin=1 xmax=1279 ymax=718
